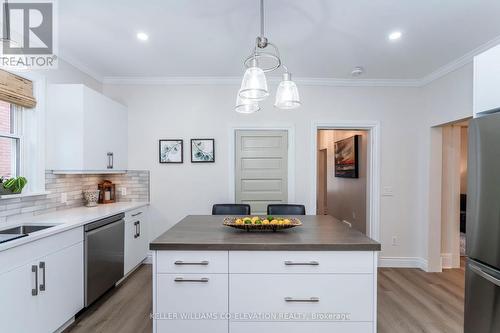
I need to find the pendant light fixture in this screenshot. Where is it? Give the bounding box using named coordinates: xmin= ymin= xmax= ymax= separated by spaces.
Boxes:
xmin=235 ymin=0 xmax=301 ymax=113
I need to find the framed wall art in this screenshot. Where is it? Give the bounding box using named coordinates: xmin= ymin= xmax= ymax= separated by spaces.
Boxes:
xmin=159 ymin=139 xmax=183 ymax=163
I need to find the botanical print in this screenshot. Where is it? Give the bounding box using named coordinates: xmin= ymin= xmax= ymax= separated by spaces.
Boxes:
xmin=191 ymin=139 xmax=215 ymax=163
xmin=334 ymin=135 xmax=359 ymax=178
xmin=159 ymin=140 xmax=183 ymax=163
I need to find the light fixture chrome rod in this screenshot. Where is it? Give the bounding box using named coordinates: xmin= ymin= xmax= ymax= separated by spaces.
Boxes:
xmin=260 ymin=0 xmax=265 ymax=38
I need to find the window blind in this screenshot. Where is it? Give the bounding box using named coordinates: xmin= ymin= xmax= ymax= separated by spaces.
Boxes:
xmin=0 ymin=69 xmax=36 ymax=108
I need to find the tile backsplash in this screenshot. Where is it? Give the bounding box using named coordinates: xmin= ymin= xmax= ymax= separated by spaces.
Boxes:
xmin=0 ymin=170 xmax=149 ymax=221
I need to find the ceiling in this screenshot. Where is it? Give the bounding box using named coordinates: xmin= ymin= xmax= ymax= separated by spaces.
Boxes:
xmin=58 ymin=0 xmax=500 ymax=81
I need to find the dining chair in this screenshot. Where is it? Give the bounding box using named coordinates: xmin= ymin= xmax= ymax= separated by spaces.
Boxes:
xmin=267 ymin=204 xmax=306 ymax=215
xmin=212 ymin=204 xmax=251 ymax=215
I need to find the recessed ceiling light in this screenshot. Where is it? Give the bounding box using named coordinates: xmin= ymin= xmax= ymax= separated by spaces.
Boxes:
xmin=388 ymin=31 xmax=402 ymax=41
xmin=137 ymin=32 xmax=149 ymax=41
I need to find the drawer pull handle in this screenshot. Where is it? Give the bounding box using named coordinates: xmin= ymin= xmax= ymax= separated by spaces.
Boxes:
xmin=174 ymin=277 xmax=209 ymax=283
xmin=131 ymin=212 xmax=142 ymax=217
xmin=174 ymin=260 xmax=209 ymax=266
xmin=284 ymin=261 xmax=319 ymax=266
xmin=284 ymin=297 xmax=320 ymax=303
xmin=31 ymin=265 xmax=38 ymax=296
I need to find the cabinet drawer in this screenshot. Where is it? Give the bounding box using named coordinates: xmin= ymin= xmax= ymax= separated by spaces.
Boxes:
xmin=231 ymin=322 xmax=372 ymax=333
xmin=156 ymin=251 xmax=228 ymax=274
xmin=229 ymin=251 xmax=373 ymax=274
xmin=229 ymin=274 xmax=374 ymax=322
xmin=125 ymin=207 xmax=147 ymax=222
xmin=157 ymin=320 xmax=227 ymax=333
xmin=156 ymin=273 xmax=228 ymax=314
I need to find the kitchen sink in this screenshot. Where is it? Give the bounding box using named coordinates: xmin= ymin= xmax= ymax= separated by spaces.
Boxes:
xmin=0 ymin=225 xmax=55 ymax=234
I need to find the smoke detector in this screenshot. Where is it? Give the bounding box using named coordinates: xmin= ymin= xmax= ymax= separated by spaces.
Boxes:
xmin=351 ymin=66 xmax=364 ymax=77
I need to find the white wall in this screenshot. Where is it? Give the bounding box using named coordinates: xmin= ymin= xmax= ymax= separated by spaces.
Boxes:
xmin=104 ymin=82 xmax=430 ymax=261
xmin=317 ymin=129 xmax=368 ymax=233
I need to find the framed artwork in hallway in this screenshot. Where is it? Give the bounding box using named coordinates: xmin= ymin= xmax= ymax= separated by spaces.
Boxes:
xmin=334 ymin=135 xmax=359 ymax=178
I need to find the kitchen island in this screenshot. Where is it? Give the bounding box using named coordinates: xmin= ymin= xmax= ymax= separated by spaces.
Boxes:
xmin=150 ymin=215 xmax=381 ymax=333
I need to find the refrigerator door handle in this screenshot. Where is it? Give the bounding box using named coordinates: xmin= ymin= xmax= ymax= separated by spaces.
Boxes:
xmin=470 ymin=264 xmax=500 ymax=287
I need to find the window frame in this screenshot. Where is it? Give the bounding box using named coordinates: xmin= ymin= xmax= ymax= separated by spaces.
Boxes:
xmin=0 ymin=104 xmax=22 ymax=179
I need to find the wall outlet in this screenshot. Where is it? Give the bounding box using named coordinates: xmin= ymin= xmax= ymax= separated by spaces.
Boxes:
xmin=392 ymin=236 xmax=398 ymax=246
xmin=121 ymin=187 xmax=127 ymax=196
xmin=61 ymin=193 xmax=67 ymax=204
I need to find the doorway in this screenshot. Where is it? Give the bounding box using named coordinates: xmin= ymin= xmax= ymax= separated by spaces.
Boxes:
xmin=316 ymin=128 xmax=371 ymax=235
xmin=440 ymin=119 xmax=470 ymax=269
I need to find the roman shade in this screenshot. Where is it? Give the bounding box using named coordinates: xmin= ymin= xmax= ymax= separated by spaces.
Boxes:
xmin=0 ymin=69 xmax=36 ymax=108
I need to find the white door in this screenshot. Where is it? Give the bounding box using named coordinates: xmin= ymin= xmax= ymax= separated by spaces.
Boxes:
xmin=0 ymin=261 xmax=39 ymax=333
xmin=235 ymin=130 xmax=288 ymax=215
xmin=39 ymin=242 xmax=84 ymax=333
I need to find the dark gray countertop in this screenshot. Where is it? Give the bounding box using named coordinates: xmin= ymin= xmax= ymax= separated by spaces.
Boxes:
xmin=150 ymin=215 xmax=381 ymax=251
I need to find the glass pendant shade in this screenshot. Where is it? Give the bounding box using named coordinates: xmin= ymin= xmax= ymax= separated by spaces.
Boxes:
xmin=235 ymin=93 xmax=260 ymax=114
xmin=239 ymin=66 xmax=269 ymax=101
xmin=274 ymin=73 xmax=301 ymax=109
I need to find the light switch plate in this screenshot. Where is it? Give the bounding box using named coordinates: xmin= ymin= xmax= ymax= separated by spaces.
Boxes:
xmin=121 ymin=187 xmax=127 ymax=196
xmin=382 ymin=186 xmax=394 ymax=196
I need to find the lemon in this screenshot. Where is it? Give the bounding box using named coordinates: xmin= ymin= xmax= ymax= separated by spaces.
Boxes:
xmin=271 ymin=219 xmax=278 ymax=224
xmin=262 ymin=219 xmax=270 ymax=225
xmin=283 ymin=219 xmax=291 ymax=225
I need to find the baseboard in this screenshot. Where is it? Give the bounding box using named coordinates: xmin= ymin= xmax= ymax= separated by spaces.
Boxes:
xmin=379 ymin=257 xmax=428 ymax=271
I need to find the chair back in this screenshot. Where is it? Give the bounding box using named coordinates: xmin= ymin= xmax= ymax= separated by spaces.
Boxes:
xmin=212 ymin=204 xmax=251 ymax=215
xmin=267 ymin=204 xmax=306 ymax=216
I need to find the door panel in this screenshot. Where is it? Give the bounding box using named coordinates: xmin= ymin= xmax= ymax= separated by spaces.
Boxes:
xmin=235 ymin=130 xmax=288 ymax=215
xmin=465 ymin=259 xmax=500 ymax=332
xmin=467 ymin=114 xmax=500 ymax=268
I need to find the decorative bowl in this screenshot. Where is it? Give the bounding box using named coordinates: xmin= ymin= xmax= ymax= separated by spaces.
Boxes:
xmin=223 ymin=216 xmax=302 ymax=232
xmin=83 ymin=190 xmax=100 ymax=207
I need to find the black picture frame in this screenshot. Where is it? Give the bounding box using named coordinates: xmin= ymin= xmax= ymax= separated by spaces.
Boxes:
xmin=191 ymin=139 xmax=215 ymax=163
xmin=334 ymin=135 xmax=359 ymax=178
xmin=159 ymin=139 xmax=183 ymax=164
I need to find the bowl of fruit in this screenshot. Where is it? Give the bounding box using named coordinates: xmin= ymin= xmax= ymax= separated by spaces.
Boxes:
xmin=223 ymin=216 xmax=302 ymax=232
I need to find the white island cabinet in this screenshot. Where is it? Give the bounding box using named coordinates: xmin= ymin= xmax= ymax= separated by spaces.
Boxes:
xmin=150 ymin=215 xmax=380 ymax=333
xmin=46 ymin=84 xmax=128 ymax=173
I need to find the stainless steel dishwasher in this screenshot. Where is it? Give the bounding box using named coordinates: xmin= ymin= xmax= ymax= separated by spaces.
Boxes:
xmin=84 ymin=213 xmax=124 ymax=306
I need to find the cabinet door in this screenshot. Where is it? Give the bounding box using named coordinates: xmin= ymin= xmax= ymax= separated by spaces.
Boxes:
xmin=474 ymin=44 xmax=500 ymax=115
xmin=0 ymin=262 xmax=39 ymax=333
xmin=39 ymin=242 xmax=84 ymax=333
xmin=156 ymin=273 xmax=228 ymax=333
xmin=83 ymin=87 xmax=128 ymax=171
xmin=124 ymin=215 xmax=149 ymax=274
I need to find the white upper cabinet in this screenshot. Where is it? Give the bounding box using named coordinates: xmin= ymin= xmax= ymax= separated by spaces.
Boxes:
xmin=46 ymin=84 xmax=128 ymax=172
xmin=474 ymin=44 xmax=500 ymax=116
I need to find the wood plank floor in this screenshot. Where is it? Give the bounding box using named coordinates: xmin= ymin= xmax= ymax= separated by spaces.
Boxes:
xmin=66 ymin=262 xmax=465 ymax=333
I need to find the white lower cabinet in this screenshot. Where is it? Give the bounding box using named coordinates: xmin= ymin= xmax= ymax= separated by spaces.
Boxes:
xmin=124 ymin=207 xmax=149 ymax=275
xmin=156 ymin=273 xmax=228 ymax=332
xmin=0 ymin=230 xmax=84 ymax=333
xmin=229 ymin=274 xmax=373 ymax=322
xmin=230 ymin=322 xmax=373 ymax=333
xmin=153 ymin=250 xmax=377 ymax=333
xmin=0 ymin=260 xmax=39 ymax=333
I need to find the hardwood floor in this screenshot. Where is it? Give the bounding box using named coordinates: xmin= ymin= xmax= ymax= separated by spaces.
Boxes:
xmin=65 ymin=265 xmax=152 ymax=333
xmin=66 ymin=262 xmax=465 ymax=333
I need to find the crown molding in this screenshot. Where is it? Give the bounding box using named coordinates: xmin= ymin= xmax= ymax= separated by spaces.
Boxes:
xmin=57 ymin=51 xmax=104 ymax=83
xmin=67 ymin=34 xmax=500 ymax=88
xmin=102 ymin=75 xmax=422 ymax=87
xmin=419 ymin=34 xmax=500 ymax=86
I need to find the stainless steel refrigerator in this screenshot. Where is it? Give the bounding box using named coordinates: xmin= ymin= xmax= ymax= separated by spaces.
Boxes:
xmin=464 ymin=111 xmax=500 ymax=332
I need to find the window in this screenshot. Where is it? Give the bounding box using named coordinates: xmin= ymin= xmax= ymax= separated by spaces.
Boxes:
xmin=0 ymin=100 xmax=20 ymax=180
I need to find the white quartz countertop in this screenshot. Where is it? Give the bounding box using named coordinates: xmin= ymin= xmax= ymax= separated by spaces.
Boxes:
xmin=0 ymin=202 xmax=149 ymax=252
